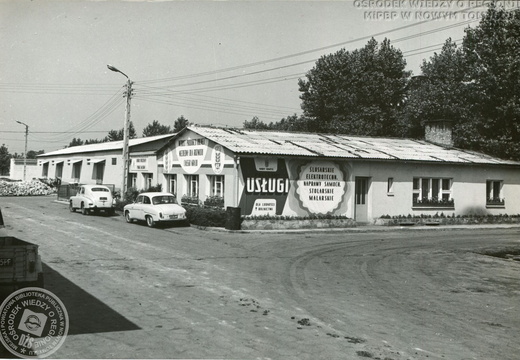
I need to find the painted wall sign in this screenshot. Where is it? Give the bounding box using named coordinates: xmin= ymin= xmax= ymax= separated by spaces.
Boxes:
xmin=239 ymin=158 xmax=289 ymax=215
xmin=176 ymin=137 xmax=207 ymax=173
xmin=212 ymin=144 xmax=223 ymax=174
xmin=251 ymin=199 xmax=277 ymax=216
xmin=295 ymin=161 xmax=347 ymax=214
xmin=130 ymin=158 xmax=149 ymax=172
xmin=254 ymin=157 xmax=277 ymax=172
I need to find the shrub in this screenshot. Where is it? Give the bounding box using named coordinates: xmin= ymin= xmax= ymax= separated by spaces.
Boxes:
xmin=204 ymin=195 xmax=224 ymax=208
xmin=185 ymin=206 xmax=227 ymax=227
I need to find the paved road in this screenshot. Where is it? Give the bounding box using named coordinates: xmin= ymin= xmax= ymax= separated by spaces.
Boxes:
xmin=1 ymin=195 xmax=519 ymax=359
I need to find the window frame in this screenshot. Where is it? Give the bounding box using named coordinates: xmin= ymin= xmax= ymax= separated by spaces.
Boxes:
xmin=387 ymin=177 xmax=394 ymax=196
xmin=486 ymin=180 xmax=505 ymax=207
xmin=412 ymin=177 xmax=454 ymax=208
xmin=209 ymin=175 xmax=225 ymax=198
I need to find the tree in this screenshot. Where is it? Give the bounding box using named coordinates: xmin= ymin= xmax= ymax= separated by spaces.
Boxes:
xmin=68 ymin=138 xmax=84 ymax=147
xmin=26 ymin=150 xmax=45 ymax=159
xmin=243 ymin=116 xmax=269 ymax=130
xmin=107 ymin=121 xmax=136 ymax=141
xmin=298 ymin=37 xmax=411 ymax=135
xmin=173 ymin=116 xmax=190 ymax=132
xmin=459 ymin=2 xmax=520 ymax=159
xmin=242 ymin=114 xmax=312 ymax=132
xmin=400 ymin=38 xmax=469 ymax=139
xmin=142 ymin=120 xmax=172 ymax=137
xmin=0 ymin=144 xmax=10 ymax=176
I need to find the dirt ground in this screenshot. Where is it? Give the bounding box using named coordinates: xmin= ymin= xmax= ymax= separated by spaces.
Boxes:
xmin=1 ymin=196 xmax=519 ymax=359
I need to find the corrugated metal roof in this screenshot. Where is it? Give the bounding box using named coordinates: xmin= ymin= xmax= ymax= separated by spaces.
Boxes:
xmin=38 ymin=134 xmax=175 ymax=157
xmin=188 ymin=127 xmax=520 ymax=166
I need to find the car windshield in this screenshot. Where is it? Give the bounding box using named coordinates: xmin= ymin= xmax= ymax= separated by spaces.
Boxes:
xmin=152 ymin=195 xmax=176 ymax=205
xmin=92 ymin=188 xmax=110 ymax=192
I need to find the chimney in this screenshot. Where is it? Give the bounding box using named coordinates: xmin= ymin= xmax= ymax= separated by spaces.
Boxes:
xmin=424 ymin=120 xmax=453 ymax=147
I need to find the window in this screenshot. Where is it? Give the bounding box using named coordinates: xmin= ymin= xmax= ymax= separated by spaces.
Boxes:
xmin=186 ymin=175 xmax=199 ymax=197
xmin=387 ymin=177 xmax=394 ymax=195
xmin=130 ymin=174 xmax=137 ymax=189
xmin=93 ymin=161 xmax=105 ymax=184
xmin=209 ymin=175 xmax=224 ymax=197
xmin=413 ymin=177 xmax=453 ymax=207
xmin=112 ymin=158 xmax=117 ymax=165
xmin=486 ymin=180 xmax=504 ymax=206
xmin=144 ymin=173 xmax=153 ymax=189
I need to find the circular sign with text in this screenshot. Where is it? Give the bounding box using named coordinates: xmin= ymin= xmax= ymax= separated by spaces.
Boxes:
xmin=295 ymin=161 xmax=347 ymax=214
xmin=0 ymin=288 xmax=69 ymax=358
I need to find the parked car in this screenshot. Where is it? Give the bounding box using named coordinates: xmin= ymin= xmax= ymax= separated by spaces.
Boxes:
xmin=69 ymin=184 xmax=115 ymax=215
xmin=124 ymin=192 xmax=187 ymax=227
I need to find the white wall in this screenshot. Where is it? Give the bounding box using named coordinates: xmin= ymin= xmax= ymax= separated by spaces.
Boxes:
xmin=352 ymin=161 xmax=520 ymax=221
xmin=9 ymin=159 xmax=40 ymax=181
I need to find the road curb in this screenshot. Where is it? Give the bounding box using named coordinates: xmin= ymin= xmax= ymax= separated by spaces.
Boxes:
xmin=53 ymin=199 xmax=520 ymax=234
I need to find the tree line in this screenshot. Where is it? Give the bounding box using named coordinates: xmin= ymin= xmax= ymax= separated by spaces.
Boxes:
xmin=0 ymin=116 xmax=190 ymax=176
xmin=244 ymin=3 xmax=520 ymax=161
xmin=67 ymin=115 xmax=190 ymax=147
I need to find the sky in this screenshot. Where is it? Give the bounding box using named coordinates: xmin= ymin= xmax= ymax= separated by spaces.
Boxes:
xmin=0 ymin=0 xmax=505 ymax=154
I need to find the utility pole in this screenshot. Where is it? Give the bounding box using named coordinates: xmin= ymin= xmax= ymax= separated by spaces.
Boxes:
xmin=16 ymin=121 xmax=29 ymax=181
xmin=107 ymin=65 xmax=133 ymax=196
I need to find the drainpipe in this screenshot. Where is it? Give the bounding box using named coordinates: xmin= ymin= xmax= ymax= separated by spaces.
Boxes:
xmin=235 ymin=155 xmax=241 ymax=207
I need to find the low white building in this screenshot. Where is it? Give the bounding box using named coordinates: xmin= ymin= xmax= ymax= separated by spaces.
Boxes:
xmin=37 ymin=134 xmax=175 ymax=192
xmin=157 ymin=124 xmax=520 ymax=222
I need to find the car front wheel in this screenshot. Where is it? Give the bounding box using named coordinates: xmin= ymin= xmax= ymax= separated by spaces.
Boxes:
xmin=125 ymin=211 xmax=133 ymax=223
xmin=146 ymin=215 xmax=155 ymax=228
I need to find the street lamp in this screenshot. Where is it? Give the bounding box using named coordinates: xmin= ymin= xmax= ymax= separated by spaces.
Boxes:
xmin=107 ymin=64 xmax=133 ymax=196
xmin=15 ymin=120 xmax=29 ymax=181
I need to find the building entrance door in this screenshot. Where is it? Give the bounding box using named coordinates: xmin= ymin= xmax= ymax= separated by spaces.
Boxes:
xmin=355 ymin=177 xmax=370 ymax=223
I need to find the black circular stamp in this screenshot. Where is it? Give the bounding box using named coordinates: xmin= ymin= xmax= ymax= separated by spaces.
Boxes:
xmin=0 ymin=287 xmax=69 ymax=358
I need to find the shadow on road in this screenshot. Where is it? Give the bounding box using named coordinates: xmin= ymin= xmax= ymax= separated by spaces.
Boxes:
xmin=0 ymin=263 xmax=140 ymax=336
xmin=42 ymin=262 xmax=141 ymax=335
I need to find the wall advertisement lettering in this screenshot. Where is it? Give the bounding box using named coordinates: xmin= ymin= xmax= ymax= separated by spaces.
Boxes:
xmin=295 ymin=161 xmax=347 ymax=214
xmin=212 ymin=145 xmax=223 ymax=174
xmin=176 ymin=137 xmax=207 ymax=173
xmin=239 ymin=158 xmax=289 ymax=216
xmin=130 ymin=158 xmax=148 ymax=172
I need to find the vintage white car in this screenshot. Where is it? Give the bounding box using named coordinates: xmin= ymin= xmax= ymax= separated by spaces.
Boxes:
xmin=69 ymin=184 xmax=115 ymax=215
xmin=124 ymin=192 xmax=187 ymax=227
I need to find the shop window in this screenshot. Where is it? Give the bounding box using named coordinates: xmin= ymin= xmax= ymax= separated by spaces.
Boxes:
xmin=486 ymin=180 xmax=504 ymax=206
xmin=387 ymin=177 xmax=394 ymax=195
xmin=413 ymin=177 xmax=453 ymax=207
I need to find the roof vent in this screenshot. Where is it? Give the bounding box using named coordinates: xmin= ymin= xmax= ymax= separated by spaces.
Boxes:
xmin=425 ymin=120 xmax=453 ymax=147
